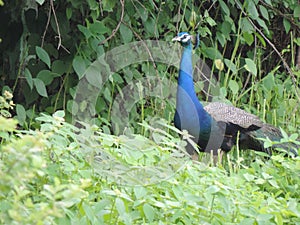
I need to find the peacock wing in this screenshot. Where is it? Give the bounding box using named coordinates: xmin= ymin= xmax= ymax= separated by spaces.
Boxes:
xmin=204 ymin=102 xmax=263 ymax=130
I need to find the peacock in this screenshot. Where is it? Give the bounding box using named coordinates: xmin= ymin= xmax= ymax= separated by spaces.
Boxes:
xmin=172 ymin=32 xmax=299 ymax=159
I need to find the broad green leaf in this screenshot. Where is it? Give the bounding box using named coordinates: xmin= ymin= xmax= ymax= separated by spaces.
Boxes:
xmin=37 ymin=70 xmax=53 ymax=85
xmin=67 ymin=100 xmax=78 ymax=115
xmin=120 ymin=24 xmax=133 ymax=43
xmin=82 ymin=202 xmax=94 ymax=221
xmin=89 ymin=21 xmax=109 ymax=35
xmin=243 ymin=173 xmax=255 ymax=181
xmin=16 ymin=104 xmax=26 ymax=124
xmin=35 ymin=0 xmax=45 ymax=5
xmin=244 ymin=58 xmax=257 ymax=76
xmin=78 ymin=25 xmax=92 ymax=39
xmin=206 ymin=15 xmax=216 ymax=27
xmin=256 ymin=18 xmax=269 ymax=34
xmin=283 ymin=18 xmax=291 ymax=33
xmin=216 ymin=32 xmax=226 ymax=46
xmin=24 ymin=68 xmax=33 ymax=90
xmin=263 ymin=73 xmax=275 ymax=91
xmin=255 ymin=32 xmax=266 ymax=47
xmin=102 ymin=0 xmax=117 ymax=12
xmin=203 ymin=47 xmax=223 ymax=59
xmin=259 ymin=5 xmax=269 ymax=20
xmin=219 ymin=0 xmax=230 ymax=15
xmin=33 ymin=78 xmax=48 ymax=97
xmin=85 ymin=64 xmax=102 ymax=87
xmin=134 ymin=186 xmax=147 ymax=199
xmin=143 ymin=203 xmax=155 ymax=222
xmin=224 ymin=59 xmax=237 ymax=73
xmin=115 ymin=198 xmax=126 ymax=215
xmin=207 ymin=185 xmax=220 ymax=194
xmin=243 ymin=32 xmax=254 ymax=45
xmin=294 ymin=5 xmax=300 ymax=18
xmin=73 ymin=56 xmax=86 ymax=79
xmin=241 ymin=18 xmax=254 ymax=33
xmin=52 ymin=60 xmax=66 ymax=75
xmin=36 ymin=46 xmax=51 ymax=68
xmin=221 ymin=21 xmax=231 ymax=38
xmin=53 ymin=110 xmax=65 ymax=118
xmin=247 ymin=0 xmax=259 ymax=19
xmin=228 ymin=80 xmax=239 ymax=95
xmin=66 ymin=7 xmax=72 ymax=19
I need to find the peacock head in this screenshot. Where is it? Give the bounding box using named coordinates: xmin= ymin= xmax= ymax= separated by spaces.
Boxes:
xmin=172 ymin=32 xmax=200 ymax=49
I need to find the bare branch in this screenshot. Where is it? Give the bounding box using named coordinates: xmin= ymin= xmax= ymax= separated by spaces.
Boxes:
xmin=98 ymin=0 xmax=125 ymax=45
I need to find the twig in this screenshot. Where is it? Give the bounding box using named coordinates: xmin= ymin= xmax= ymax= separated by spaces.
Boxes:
xmin=41 ymin=0 xmax=52 ymax=48
xmin=98 ymin=0 xmax=125 ymax=45
xmin=98 ymin=0 xmax=104 ymax=17
xmin=41 ymin=0 xmax=70 ymax=53
xmin=50 ymin=0 xmax=70 ymax=53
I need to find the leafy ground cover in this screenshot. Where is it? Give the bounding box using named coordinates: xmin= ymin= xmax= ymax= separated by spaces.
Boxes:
xmin=0 ymin=111 xmax=299 ymax=225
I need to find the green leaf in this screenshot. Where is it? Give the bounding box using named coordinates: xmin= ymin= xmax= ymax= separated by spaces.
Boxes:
xmin=243 ymin=32 xmax=254 ymax=45
xmin=78 ymin=25 xmax=92 ymax=39
xmin=255 ymin=32 xmax=266 ymax=47
xmin=294 ymin=5 xmax=300 ymax=18
xmin=66 ymin=7 xmax=72 ymax=20
xmin=89 ymin=21 xmax=109 ymax=35
xmin=221 ymin=21 xmax=231 ymax=38
xmin=224 ymin=59 xmax=237 ymax=73
xmin=16 ymin=104 xmax=26 ymax=124
xmin=244 ymin=58 xmax=257 ymax=76
xmin=53 ymin=110 xmax=65 ymax=118
xmin=102 ymin=0 xmax=117 ymax=12
xmin=36 ymin=46 xmax=51 ymax=68
xmin=203 ymin=47 xmax=223 ymax=60
xmin=228 ymin=80 xmax=239 ymax=95
xmin=241 ymin=18 xmax=254 ymax=33
xmin=52 ymin=60 xmax=66 ymax=75
xmin=33 ymin=78 xmax=48 ymax=97
xmin=283 ymin=18 xmax=291 ymax=33
xmin=263 ymin=73 xmax=275 ymax=91
xmin=24 ymin=68 xmax=33 ymax=90
xmin=256 ymin=18 xmax=269 ymax=34
xmin=259 ymin=5 xmax=269 ymax=21
xmin=67 ymin=100 xmax=78 ymax=115
xmin=115 ymin=197 xmax=126 ymax=215
xmin=35 ymin=0 xmax=45 ymax=5
xmin=37 ymin=70 xmax=53 ymax=85
xmin=73 ymin=56 xmax=86 ymax=79
xmin=247 ymin=0 xmax=259 ymax=19
xmin=120 ymin=24 xmax=133 ymax=43
xmin=219 ymin=0 xmax=230 ymax=15
xmin=143 ymin=203 xmax=155 ymax=222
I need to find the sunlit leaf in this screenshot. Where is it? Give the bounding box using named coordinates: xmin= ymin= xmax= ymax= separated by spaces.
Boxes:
xmin=36 ymin=46 xmax=51 ymax=68
xmin=244 ymin=58 xmax=257 ymax=76
xmin=33 ymin=78 xmax=48 ymax=97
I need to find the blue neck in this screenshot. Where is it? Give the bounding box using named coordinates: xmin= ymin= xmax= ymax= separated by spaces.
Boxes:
xmin=176 ymin=44 xmax=212 ymax=133
xmin=178 ymin=45 xmax=194 ymax=91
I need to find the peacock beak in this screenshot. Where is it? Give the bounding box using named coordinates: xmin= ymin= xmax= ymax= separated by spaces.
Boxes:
xmin=172 ymin=36 xmax=181 ymax=42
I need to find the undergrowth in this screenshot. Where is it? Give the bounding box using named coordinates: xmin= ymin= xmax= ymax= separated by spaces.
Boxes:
xmin=0 ymin=111 xmax=299 ymax=225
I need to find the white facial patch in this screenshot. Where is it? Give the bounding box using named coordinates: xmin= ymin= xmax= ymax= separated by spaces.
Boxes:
xmin=180 ymin=34 xmax=191 ymax=43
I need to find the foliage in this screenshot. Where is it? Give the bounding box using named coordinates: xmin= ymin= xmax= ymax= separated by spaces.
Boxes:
xmin=0 ymin=113 xmax=299 ymax=224
xmin=0 ymin=90 xmax=14 ymax=118
xmin=1 ymin=0 xmax=300 ymax=224
xmin=0 ymin=0 xmax=299 ymax=132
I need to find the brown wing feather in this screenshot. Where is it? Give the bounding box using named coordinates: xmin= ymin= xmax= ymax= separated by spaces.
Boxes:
xmin=204 ymin=102 xmax=263 ymax=129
